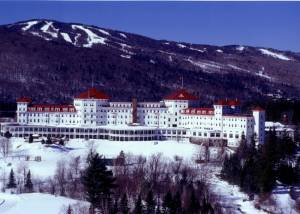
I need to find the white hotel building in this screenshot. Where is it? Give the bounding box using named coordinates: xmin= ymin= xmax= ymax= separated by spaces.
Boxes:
xmin=0 ymin=88 xmax=265 ymax=147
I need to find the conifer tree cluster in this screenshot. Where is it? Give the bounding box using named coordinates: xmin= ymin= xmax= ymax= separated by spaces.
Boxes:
xmin=7 ymin=169 xmax=17 ymax=189
xmin=81 ymin=152 xmax=116 ymax=214
xmin=221 ymin=131 xmax=299 ymax=194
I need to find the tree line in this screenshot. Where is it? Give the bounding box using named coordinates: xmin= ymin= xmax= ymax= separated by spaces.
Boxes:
xmin=221 ymin=131 xmax=299 ymax=195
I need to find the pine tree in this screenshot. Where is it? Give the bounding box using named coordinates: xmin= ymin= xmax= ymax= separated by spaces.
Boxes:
xmin=4 ymin=131 xmax=12 ymax=139
xmin=7 ymin=169 xmax=16 ymax=188
xmin=110 ymin=198 xmax=119 ymax=214
xmin=172 ymin=191 xmax=181 ymax=214
xmin=66 ymin=205 xmax=72 ymax=214
xmin=120 ymin=193 xmax=129 ymax=214
xmin=24 ymin=170 xmax=33 ymax=192
xmin=188 ymin=190 xmax=200 ymax=214
xmin=59 ymin=139 xmax=64 ymax=146
xmin=145 ymin=190 xmax=155 ymax=214
xmin=162 ymin=191 xmax=173 ymax=213
xmin=134 ymin=194 xmax=143 ymax=214
xmin=81 ymin=152 xmax=116 ymax=213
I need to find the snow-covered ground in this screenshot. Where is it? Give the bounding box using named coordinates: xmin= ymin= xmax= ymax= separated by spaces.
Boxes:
xmin=0 ymin=193 xmax=85 ymax=214
xmin=205 ymin=165 xmax=298 ymax=214
xmin=0 ymin=138 xmax=298 ymax=213
xmin=0 ymin=138 xmax=199 ymax=179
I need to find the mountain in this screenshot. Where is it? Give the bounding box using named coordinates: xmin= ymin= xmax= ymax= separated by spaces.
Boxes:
xmin=0 ymin=19 xmax=300 ymax=105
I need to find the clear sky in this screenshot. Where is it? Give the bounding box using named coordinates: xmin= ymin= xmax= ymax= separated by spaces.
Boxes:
xmin=0 ymin=1 xmax=299 ymax=52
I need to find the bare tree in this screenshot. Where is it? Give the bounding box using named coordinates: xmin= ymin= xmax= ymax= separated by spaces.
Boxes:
xmin=0 ymin=137 xmax=11 ymax=158
xmin=55 ymin=159 xmax=67 ymax=196
xmin=147 ymin=153 xmax=167 ymax=191
xmin=67 ymin=156 xmax=82 ymax=198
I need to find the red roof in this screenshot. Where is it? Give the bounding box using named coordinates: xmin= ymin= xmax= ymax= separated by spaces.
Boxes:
xmin=216 ymin=99 xmax=240 ymax=106
xmin=28 ymin=105 xmax=76 ymax=113
xmin=75 ymin=88 xmax=110 ymax=100
xmin=252 ymin=106 xmax=265 ymax=112
xmin=164 ymin=89 xmax=198 ymax=101
xmin=181 ymin=108 xmax=214 ymax=115
xmin=17 ymin=97 xmax=32 ymax=103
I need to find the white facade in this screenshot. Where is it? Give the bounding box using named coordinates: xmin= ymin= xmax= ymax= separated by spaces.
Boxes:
xmin=10 ymin=88 xmax=265 ymax=147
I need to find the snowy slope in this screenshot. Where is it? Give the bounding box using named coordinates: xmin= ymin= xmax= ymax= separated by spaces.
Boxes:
xmin=0 ymin=193 xmax=85 ymax=214
xmin=0 ymin=138 xmax=199 ymax=179
xmin=1 ymin=19 xmax=300 ymax=104
xmin=0 ymin=138 xmax=298 ymax=213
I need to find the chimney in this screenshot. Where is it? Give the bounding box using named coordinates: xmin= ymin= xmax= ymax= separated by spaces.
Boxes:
xmin=132 ymin=98 xmax=137 ymax=124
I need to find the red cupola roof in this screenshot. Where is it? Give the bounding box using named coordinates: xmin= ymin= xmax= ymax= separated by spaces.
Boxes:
xmin=216 ymin=99 xmax=240 ymax=106
xmin=75 ymin=88 xmax=110 ymax=100
xmin=17 ymin=97 xmax=32 ymax=103
xmin=252 ymin=106 xmax=265 ymax=111
xmin=164 ymin=89 xmax=198 ymax=101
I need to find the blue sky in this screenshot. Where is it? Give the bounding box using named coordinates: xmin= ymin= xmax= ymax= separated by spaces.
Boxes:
xmin=0 ymin=1 xmax=299 ymax=52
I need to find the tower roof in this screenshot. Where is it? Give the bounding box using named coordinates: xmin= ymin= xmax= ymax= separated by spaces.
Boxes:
xmin=16 ymin=97 xmax=32 ymax=103
xmin=75 ymin=88 xmax=110 ymax=100
xmin=252 ymin=106 xmax=265 ymax=111
xmin=216 ymin=99 xmax=240 ymax=106
xmin=164 ymin=89 xmax=198 ymax=101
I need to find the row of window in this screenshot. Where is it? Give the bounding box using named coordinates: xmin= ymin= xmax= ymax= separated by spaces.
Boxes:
xmin=192 ymin=131 xmax=242 ymax=139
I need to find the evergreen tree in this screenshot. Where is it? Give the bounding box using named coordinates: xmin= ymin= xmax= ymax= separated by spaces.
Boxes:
xmin=66 ymin=205 xmax=72 ymax=214
xmin=258 ymin=131 xmax=277 ymax=192
xmin=120 ymin=193 xmax=129 ymax=214
xmin=277 ymin=163 xmax=297 ymax=185
xmin=4 ymin=131 xmax=12 ymax=139
xmin=7 ymin=169 xmax=16 ymax=188
xmin=188 ymin=190 xmax=200 ymax=214
xmin=145 ymin=190 xmax=155 ymax=214
xmin=110 ymin=198 xmax=119 ymax=214
xmin=81 ymin=152 xmax=116 ymax=213
xmin=134 ymin=194 xmax=143 ymax=214
xmin=24 ymin=170 xmax=33 ymax=192
xmin=279 ymin=132 xmax=297 ymax=161
xmin=172 ymin=191 xmax=181 ymax=214
xmin=162 ymin=191 xmax=173 ymax=213
xmin=59 ymin=139 xmax=64 ymax=146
